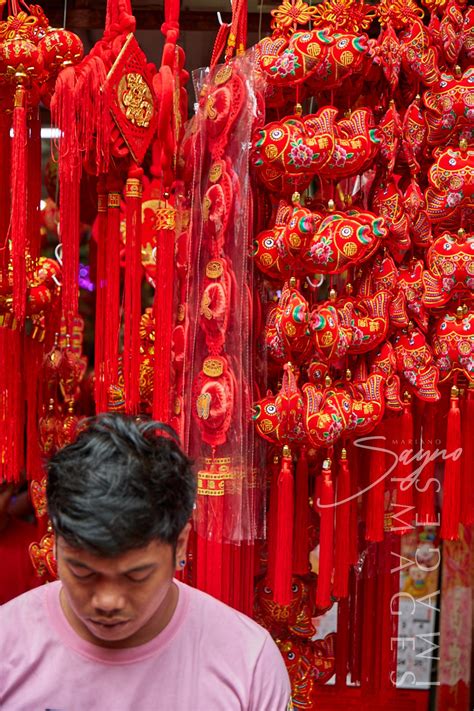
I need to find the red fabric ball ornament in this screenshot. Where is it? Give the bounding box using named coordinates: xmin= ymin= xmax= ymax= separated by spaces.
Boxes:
xmin=38 ymin=29 xmax=84 ymax=76
xmin=0 ymin=37 xmax=44 ymax=85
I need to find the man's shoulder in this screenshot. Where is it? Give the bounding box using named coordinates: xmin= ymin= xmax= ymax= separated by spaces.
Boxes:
xmin=1 ymin=579 xmax=53 ymax=618
xmin=179 ymin=581 xmax=270 ymax=646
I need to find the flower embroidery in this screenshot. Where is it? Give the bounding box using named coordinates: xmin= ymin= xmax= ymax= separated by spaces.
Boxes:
xmin=446 ymin=191 xmax=462 ymax=207
xmin=310 ymin=236 xmax=333 ymax=264
xmin=332 ymin=144 xmax=350 ymax=167
xmin=273 ymin=51 xmax=300 ymax=78
xmin=442 ymin=276 xmax=455 ymax=292
xmin=460 ymin=355 xmax=474 ymax=373
xmin=441 ymin=111 xmax=456 ymax=129
xmin=436 ymin=355 xmax=451 ymax=372
xmin=289 ymin=139 xmax=315 ymax=168
xmin=325 ymin=417 xmax=344 ymax=441
xmin=351 ymin=325 xmax=364 ymax=345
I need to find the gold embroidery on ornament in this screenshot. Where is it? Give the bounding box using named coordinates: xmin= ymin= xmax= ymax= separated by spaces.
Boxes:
xmin=118 ymin=72 xmax=154 ymax=128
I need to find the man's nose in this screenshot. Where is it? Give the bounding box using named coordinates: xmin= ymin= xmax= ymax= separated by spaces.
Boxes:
xmin=91 ymin=584 xmax=126 ymax=615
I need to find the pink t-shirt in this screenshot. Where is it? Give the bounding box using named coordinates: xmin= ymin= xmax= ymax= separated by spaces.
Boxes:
xmin=1 ymin=579 xmax=291 ymax=711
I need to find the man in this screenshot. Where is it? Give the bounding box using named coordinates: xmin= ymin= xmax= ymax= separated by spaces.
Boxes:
xmin=1 ymin=414 xmax=291 ymax=711
xmin=0 ymin=478 xmax=41 ymax=604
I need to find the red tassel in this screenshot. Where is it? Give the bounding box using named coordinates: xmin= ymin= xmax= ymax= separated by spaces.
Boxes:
xmin=152 ymin=192 xmax=175 ymax=422
xmin=0 ymin=321 xmax=24 ymax=482
xmin=24 ymin=335 xmax=44 ymax=482
xmin=416 ymin=402 xmax=437 ymax=525
xmin=240 ymin=542 xmax=255 ymax=617
xmin=441 ymin=385 xmax=462 ymax=540
xmin=292 ymin=447 xmax=310 ymax=575
xmin=124 ymin=166 xmax=143 ymax=414
xmin=27 ymin=110 xmax=42 ymax=262
xmin=269 ymin=445 xmax=294 ymax=606
xmin=94 ymin=180 xmax=108 ymax=413
xmin=349 ymin=446 xmax=359 ymax=566
xmin=334 ymin=447 xmax=351 ymax=599
xmin=0 ymin=110 xmax=11 ymax=269
xmin=224 ymin=542 xmax=237 ymax=608
xmin=315 ymin=457 xmax=334 ymax=609
xmin=335 ymin=596 xmax=350 ymax=686
xmin=102 ymin=182 xmax=122 ymax=401
xmin=204 ymin=464 xmax=224 ymax=601
xmin=392 ymin=396 xmax=414 ymax=535
xmin=461 ymin=385 xmax=474 ymax=526
xmin=194 ymin=461 xmax=224 ymax=600
xmin=266 ymin=454 xmax=280 ymax=585
xmin=365 ymin=420 xmax=386 ymax=542
xmin=11 ymin=84 xmax=27 ymax=324
xmin=51 ymin=67 xmax=80 ymax=324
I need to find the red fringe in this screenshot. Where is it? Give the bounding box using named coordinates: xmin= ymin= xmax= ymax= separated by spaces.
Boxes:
xmin=203 ymin=479 xmax=224 ymax=601
xmin=266 ymin=454 xmax=280 ymax=586
xmin=365 ymin=420 xmax=386 ymax=542
xmin=51 ymin=67 xmax=80 ymax=324
xmin=334 ymin=447 xmax=351 ymax=599
xmin=461 ymin=385 xmax=474 ymax=526
xmin=392 ymin=400 xmax=414 ymax=534
xmin=0 ymin=323 xmax=24 ymax=482
xmin=152 ymin=197 xmax=175 ymax=422
xmin=124 ymin=166 xmax=143 ymax=414
xmin=269 ymin=446 xmax=294 ymax=606
xmin=315 ymin=457 xmax=334 ymax=609
xmin=240 ymin=542 xmax=255 ymax=617
xmin=93 ymin=179 xmax=108 ymax=413
xmin=102 ymin=182 xmax=122 ymax=402
xmin=292 ymin=447 xmax=310 ymax=575
xmin=349 ymin=447 xmax=359 ymax=566
xmin=24 ymin=335 xmax=44 ymax=481
xmin=11 ymin=85 xmax=28 ymax=323
xmin=335 ymin=596 xmax=350 ymax=686
xmin=0 ymin=111 xmax=11 ymax=269
xmin=441 ymin=386 xmax=462 ymax=540
xmin=416 ymin=402 xmax=437 ymax=524
xmin=27 ymin=110 xmax=42 ymax=263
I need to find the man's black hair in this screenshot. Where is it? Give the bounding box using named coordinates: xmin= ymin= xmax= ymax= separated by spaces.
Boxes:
xmin=46 ymin=414 xmax=196 ymax=557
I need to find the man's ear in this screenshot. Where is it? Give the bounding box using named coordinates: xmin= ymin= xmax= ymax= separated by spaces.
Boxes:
xmin=175 ymin=522 xmax=191 ymax=571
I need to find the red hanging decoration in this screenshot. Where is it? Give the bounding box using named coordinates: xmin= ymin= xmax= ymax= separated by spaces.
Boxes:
xmin=460 ymin=384 xmax=474 ymax=526
xmin=416 ymin=401 xmax=437 ymax=525
xmin=268 ymin=445 xmax=294 ymax=606
xmin=266 ymin=454 xmax=280 ymax=586
xmin=11 ymin=84 xmax=28 ymax=323
xmin=441 ymin=384 xmax=462 ymax=540
xmin=124 ymin=166 xmax=143 ymax=414
xmin=315 ymin=456 xmax=334 ymax=609
xmin=93 ymin=180 xmax=108 ymax=414
xmin=333 ymin=447 xmax=351 ymax=599
xmin=102 ymin=182 xmax=123 ymax=403
xmin=0 ymin=321 xmax=23 ymax=482
xmin=152 ymin=195 xmax=176 ymax=422
xmin=392 ymin=394 xmax=414 ymax=534
xmin=292 ymin=446 xmax=310 ymax=575
xmin=365 ymin=420 xmax=387 ymax=542
xmin=51 ymin=66 xmax=80 ymax=326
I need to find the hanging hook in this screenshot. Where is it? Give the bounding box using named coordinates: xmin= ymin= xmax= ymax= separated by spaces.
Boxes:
xmin=52 ymin=243 xmax=63 ymax=287
xmin=306 ymin=274 xmax=324 ymax=289
xmin=217 ymin=0 xmax=232 ymax=26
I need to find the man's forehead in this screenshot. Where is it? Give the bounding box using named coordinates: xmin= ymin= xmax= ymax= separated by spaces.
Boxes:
xmin=57 ymin=537 xmax=167 ymax=568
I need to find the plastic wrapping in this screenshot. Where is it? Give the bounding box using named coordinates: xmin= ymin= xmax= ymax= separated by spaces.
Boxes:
xmin=182 ymin=51 xmax=265 ymax=605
